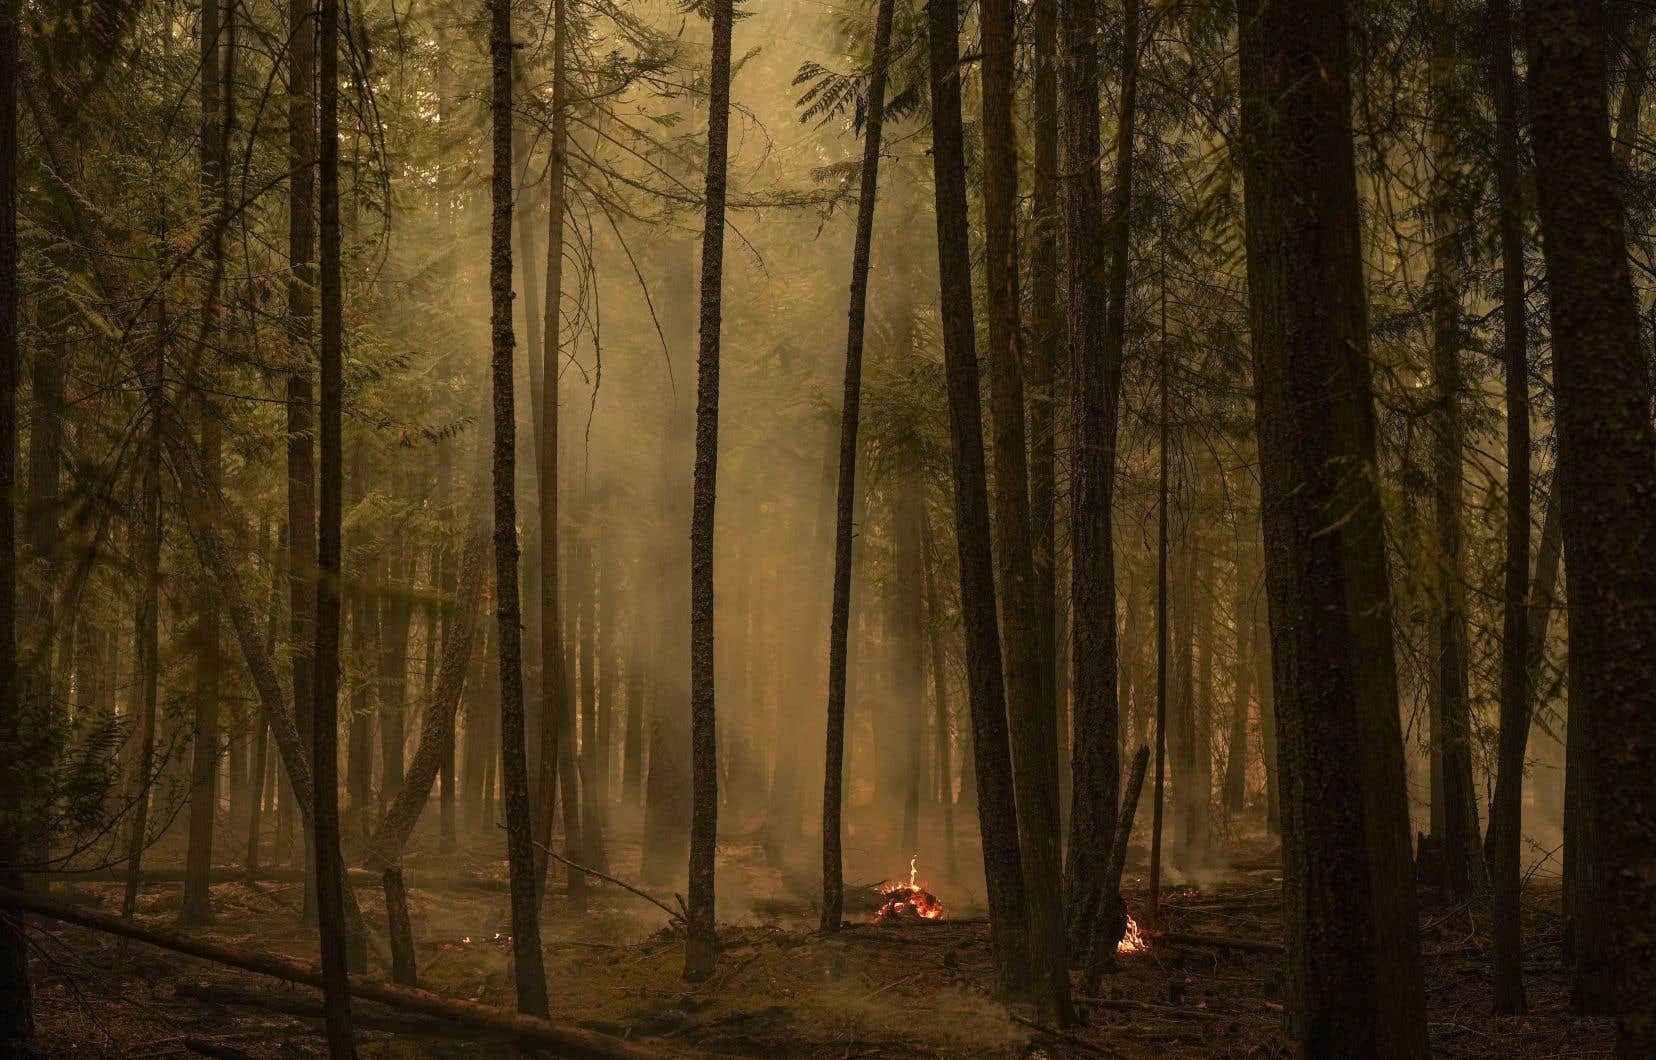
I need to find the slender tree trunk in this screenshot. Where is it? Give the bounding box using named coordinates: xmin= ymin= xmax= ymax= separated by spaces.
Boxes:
xmin=922 ymin=517 xmax=957 ymax=879
xmin=180 ymin=0 xmax=230 ymax=927
xmin=489 ymin=0 xmax=550 ymax=1018
xmin=286 ymin=0 xmax=320 ymax=926
xmin=346 ymin=536 xmax=375 ymax=840
xmin=1487 ymin=0 xmax=1530 ymax=1015
xmin=1147 ymin=256 xmax=1170 ymax=930
xmin=0 ymin=0 xmax=33 ymax=1031
xmin=819 ymin=0 xmax=896 ymax=935
xmin=1223 ymin=544 xmax=1252 ymax=815
xmin=248 ymin=525 xmax=284 ymax=878
xmin=531 ymin=0 xmax=585 ymax=912
xmin=1426 ymin=5 xmax=1485 ymax=896
xmin=1525 ymin=0 xmax=1656 ymax=1046
xmin=434 ymin=25 xmax=458 ymax=858
xmin=121 ymin=317 xmax=165 ymax=921
xmin=1061 ymin=0 xmax=1136 ymax=965
xmin=926 ymin=0 xmax=1030 ymax=999
xmin=683 ymin=0 xmax=736 ymax=982
xmin=379 ymin=537 xmax=413 ymax=812
xmin=1029 ymin=0 xmax=1059 ymax=803
xmin=313 ymin=0 xmax=356 ymax=1048
xmin=1236 ymin=0 xmax=1429 ymax=1051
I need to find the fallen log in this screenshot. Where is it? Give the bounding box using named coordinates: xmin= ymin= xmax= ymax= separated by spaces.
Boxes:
xmin=50 ymin=865 xmax=508 ymax=891
xmin=1075 ymin=995 xmax=1258 ymax=1023
xmin=1 ymin=888 xmax=656 ymax=1058
xmin=1154 ymin=930 xmax=1284 ymax=955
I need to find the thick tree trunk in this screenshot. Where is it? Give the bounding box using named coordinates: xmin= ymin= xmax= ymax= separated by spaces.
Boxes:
xmin=1525 ymin=0 xmax=1656 ymax=1046
xmin=981 ymin=0 xmax=1070 ymax=1023
xmin=1487 ymin=0 xmax=1530 ymax=1016
xmin=314 ymin=0 xmax=356 ymax=1047
xmin=1061 ymin=0 xmax=1136 ymax=965
xmin=819 ymin=0 xmax=896 ymax=934
xmin=0 ymin=0 xmax=32 ymax=1033
xmin=488 ymin=0 xmax=549 ymax=1018
xmin=1236 ymin=0 xmax=1429 ymax=1052
xmin=925 ymin=0 xmax=1030 ymax=1000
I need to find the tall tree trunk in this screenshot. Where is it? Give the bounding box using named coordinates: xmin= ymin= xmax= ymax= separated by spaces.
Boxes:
xmin=921 ymin=516 xmax=957 ymax=879
xmin=434 ymin=24 xmax=458 ymax=858
xmin=346 ymin=550 xmax=376 ymax=840
xmin=121 ymin=322 xmax=165 ymax=921
xmin=488 ymin=0 xmax=550 ymax=1018
xmin=1061 ymin=0 xmax=1136 ymax=963
xmin=819 ymin=0 xmax=896 ymax=934
xmin=1028 ymin=0 xmax=1059 ymax=811
xmin=1487 ymin=0 xmax=1530 ymax=1015
xmin=248 ymin=524 xmax=284 ymax=878
xmin=180 ymin=0 xmax=230 ymax=927
xmin=314 ymin=0 xmax=355 ymax=1048
xmin=379 ymin=534 xmax=414 ymax=811
xmin=286 ymin=0 xmax=319 ymax=926
xmin=1236 ymin=0 xmax=1429 ymax=1051
xmin=683 ymin=0 xmax=735 ymax=982
xmin=1525 ymin=0 xmax=1656 ymax=1045
xmin=1223 ymin=544 xmax=1252 ymax=814
xmin=0 ymin=0 xmax=33 ymax=1033
xmin=981 ymin=0 xmax=1070 ymax=1023
xmin=1426 ymin=4 xmax=1485 ymax=897
xmin=530 ymin=0 xmax=585 ymax=912
xmin=926 ymin=0 xmax=1030 ymax=999
xmin=1147 ymin=286 xmax=1170 ymax=927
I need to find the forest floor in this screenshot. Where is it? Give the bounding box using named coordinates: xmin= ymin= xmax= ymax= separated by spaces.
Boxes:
xmin=18 ymin=812 xmax=1612 ymax=1058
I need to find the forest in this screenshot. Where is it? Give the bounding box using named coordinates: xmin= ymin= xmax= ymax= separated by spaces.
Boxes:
xmin=0 ymin=0 xmax=1653 ymax=1055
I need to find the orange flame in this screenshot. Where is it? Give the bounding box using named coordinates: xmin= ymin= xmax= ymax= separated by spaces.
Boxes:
xmin=875 ymin=854 xmax=945 ymax=921
xmin=1117 ymin=914 xmax=1149 ymax=954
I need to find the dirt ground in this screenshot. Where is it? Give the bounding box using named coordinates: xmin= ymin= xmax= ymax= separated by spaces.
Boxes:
xmin=17 ymin=812 xmax=1613 ymax=1058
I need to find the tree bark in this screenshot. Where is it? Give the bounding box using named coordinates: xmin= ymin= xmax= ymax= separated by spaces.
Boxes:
xmin=0 ymin=0 xmax=33 ymax=1033
xmin=1487 ymin=0 xmax=1530 ymax=1016
xmin=364 ymin=525 xmax=486 ymax=866
xmin=1236 ymin=0 xmax=1429 ymax=1051
xmin=286 ymin=0 xmax=320 ymax=926
xmin=1029 ymin=0 xmax=1060 ymax=813
xmin=981 ymin=0 xmax=1070 ymax=1023
xmin=488 ymin=0 xmax=550 ymax=1018
xmin=1426 ymin=2 xmax=1485 ymax=898
xmin=819 ymin=0 xmax=896 ymax=935
xmin=314 ymin=0 xmax=356 ymax=1046
xmin=530 ymin=0 xmax=585 ymax=913
xmin=1061 ymin=0 xmax=1136 ymax=966
xmin=925 ymin=0 xmax=1030 ymax=1000
xmin=1525 ymin=0 xmax=1656 ymax=1046
xmin=682 ymin=0 xmax=735 ymax=982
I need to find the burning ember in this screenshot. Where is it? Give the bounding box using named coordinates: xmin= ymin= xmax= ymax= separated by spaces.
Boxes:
xmin=875 ymin=855 xmax=945 ymax=922
xmin=1117 ymin=913 xmax=1149 ymax=954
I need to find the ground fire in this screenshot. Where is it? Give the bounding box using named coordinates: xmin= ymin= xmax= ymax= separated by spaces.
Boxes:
xmin=874 ymin=855 xmax=946 ymax=921
xmin=1118 ymin=913 xmax=1149 ymax=954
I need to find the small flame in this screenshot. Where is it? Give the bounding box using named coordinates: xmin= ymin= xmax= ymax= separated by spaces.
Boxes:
xmin=875 ymin=855 xmax=945 ymax=921
xmin=1117 ymin=914 xmax=1149 ymax=954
